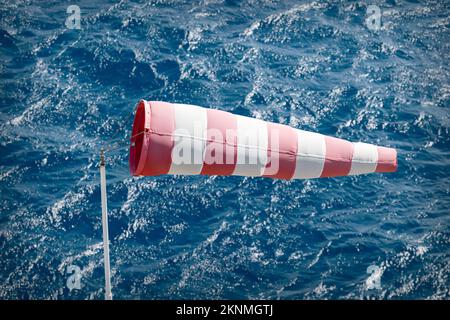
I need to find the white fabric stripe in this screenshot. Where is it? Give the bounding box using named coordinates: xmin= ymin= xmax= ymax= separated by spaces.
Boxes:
xmin=233 ymin=115 xmax=268 ymax=177
xmin=293 ymin=130 xmax=326 ymax=179
xmin=169 ymin=103 xmax=207 ymax=175
xmin=349 ymin=142 xmax=378 ymax=175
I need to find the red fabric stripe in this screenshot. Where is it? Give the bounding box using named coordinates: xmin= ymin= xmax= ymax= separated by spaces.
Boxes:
xmin=263 ymin=122 xmax=298 ymax=180
xmin=140 ymin=101 xmax=175 ymax=176
xmin=376 ymin=146 xmax=397 ymax=173
xmin=320 ymin=136 xmax=354 ymax=178
xmin=201 ymin=108 xmax=237 ymax=176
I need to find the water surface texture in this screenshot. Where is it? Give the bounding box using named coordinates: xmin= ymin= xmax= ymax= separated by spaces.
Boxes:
xmin=0 ymin=0 xmax=449 ymax=299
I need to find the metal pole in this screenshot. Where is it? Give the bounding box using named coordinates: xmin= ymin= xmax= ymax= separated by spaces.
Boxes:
xmin=100 ymin=148 xmax=112 ymax=300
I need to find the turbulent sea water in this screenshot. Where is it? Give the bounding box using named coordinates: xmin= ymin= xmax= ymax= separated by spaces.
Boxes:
xmin=0 ymin=0 xmax=449 ymax=299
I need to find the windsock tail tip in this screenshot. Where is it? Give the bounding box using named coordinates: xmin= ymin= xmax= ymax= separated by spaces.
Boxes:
xmin=376 ymin=146 xmax=397 ymax=173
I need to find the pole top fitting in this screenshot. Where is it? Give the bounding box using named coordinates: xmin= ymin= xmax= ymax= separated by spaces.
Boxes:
xmin=100 ymin=148 xmax=105 ymax=167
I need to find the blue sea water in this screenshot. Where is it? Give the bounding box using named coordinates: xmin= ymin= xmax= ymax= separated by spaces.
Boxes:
xmin=0 ymin=0 xmax=449 ymax=300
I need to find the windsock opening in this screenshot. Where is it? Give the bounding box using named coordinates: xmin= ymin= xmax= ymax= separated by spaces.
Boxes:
xmin=129 ymin=100 xmax=148 ymax=175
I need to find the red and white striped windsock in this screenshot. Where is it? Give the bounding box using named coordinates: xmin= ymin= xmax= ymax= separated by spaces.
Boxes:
xmin=129 ymin=100 xmax=397 ymax=179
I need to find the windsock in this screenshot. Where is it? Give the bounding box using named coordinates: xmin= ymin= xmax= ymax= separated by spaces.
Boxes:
xmin=129 ymin=100 xmax=397 ymax=179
